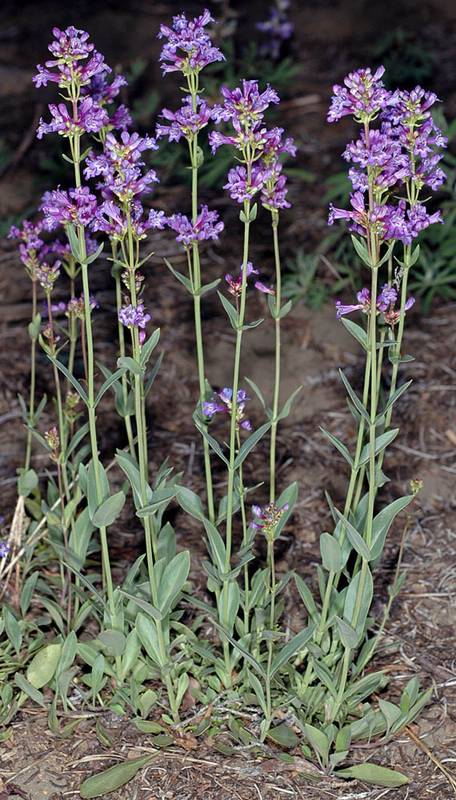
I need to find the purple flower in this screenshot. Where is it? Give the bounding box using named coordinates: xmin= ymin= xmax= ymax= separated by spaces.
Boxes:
xmin=0 ymin=541 xmax=10 ymax=559
xmin=40 ymin=187 xmax=98 ymax=231
xmin=213 ymin=80 xmax=280 ymax=126
xmin=9 ymin=220 xmax=44 ymax=274
xmin=202 ymin=387 xmax=252 ymax=430
xmin=377 ymin=284 xmax=397 ymax=311
xmin=250 ymin=501 xmax=289 ymax=533
xmin=158 ymin=9 xmax=224 ymax=75
xmin=93 ymin=199 xmax=159 ymax=241
xmin=109 ymin=104 xmax=133 ymax=132
xmin=167 ymin=205 xmax=224 ymax=247
xmin=256 ymin=0 xmax=294 ymax=61
xmin=335 ymin=287 xmax=371 ymax=319
xmin=383 ymin=296 xmax=415 ymax=327
xmin=119 ymin=303 xmax=151 ymax=344
xmin=225 ymin=261 xmax=260 ymax=297
xmin=82 ymin=72 xmax=127 ymax=104
xmin=36 ymin=261 xmax=61 ymax=294
xmin=67 ymin=294 xmax=99 ymax=319
xmin=156 ymin=96 xmax=213 ymax=142
xmin=328 ymin=66 xmax=390 ymax=123
xmin=37 ymin=96 xmax=109 ymax=139
xmin=224 ymin=165 xmax=266 ymax=203
xmin=260 ymin=167 xmax=291 ymax=210
xmin=255 ymin=280 xmax=275 ymax=295
xmin=34 ymin=27 xmax=109 ymax=89
xmin=85 ymin=131 xmax=158 ymax=203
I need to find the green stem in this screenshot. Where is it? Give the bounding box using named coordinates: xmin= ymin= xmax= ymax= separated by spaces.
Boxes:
xmin=269 ymin=211 xmax=281 ymax=504
xmin=126 ymin=223 xmax=177 ymax=719
xmin=114 ymin=256 xmax=136 ymax=460
xmin=72 ymin=132 xmax=116 ymax=626
xmin=188 ymin=90 xmax=215 ymax=522
xmin=264 ymin=533 xmax=276 ymax=735
xmin=24 ymin=280 xmax=37 ymax=471
xmin=221 ymin=201 xmax=251 ymax=685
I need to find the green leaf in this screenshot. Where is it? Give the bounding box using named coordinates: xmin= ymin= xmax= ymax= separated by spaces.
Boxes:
xmin=140 ymin=328 xmax=160 ymax=367
xmin=4 ymin=608 xmax=22 ymax=653
xmin=267 ymin=723 xmax=299 ymax=748
xmin=95 ymin=367 xmax=126 ymax=407
xmin=335 ymin=616 xmax=360 ymax=650
xmin=203 ymin=520 xmax=226 ymax=574
xmin=335 ymin=510 xmax=371 ymax=561
xmin=278 ymin=299 xmax=293 ymax=319
xmin=320 ymin=532 xmax=344 ymax=572
xmin=85 ymin=242 xmax=104 ymax=265
xmin=344 ymin=567 xmax=373 ymax=632
xmin=336 ymin=763 xmax=409 ymax=787
xmin=92 ymin=491 xmax=125 ymax=528
xmin=248 ymin=670 xmax=267 ymax=715
xmin=18 ymin=468 xmax=38 ymax=498
xmin=320 ymin=428 xmax=353 ymax=467
xmin=294 ymin=574 xmax=318 ymax=622
xmin=26 ymin=643 xmax=62 ymax=688
xmin=164 ymin=257 xmax=193 ymax=293
xmin=277 ymin=386 xmax=303 ymax=421
xmin=47 ymin=355 xmax=88 ymax=405
xmin=66 ymin=223 xmax=81 ymax=261
xmin=234 ymin=420 xmax=271 ymax=469
xmin=137 ymin=486 xmax=176 ymax=517
xmin=135 ymin=614 xmax=162 ymax=666
xmin=341 ymin=318 xmax=368 ymax=350
xmin=358 ymin=429 xmax=399 ymax=466
xmin=380 ymin=380 xmax=412 ymax=418
xmin=193 ymin=414 xmax=229 ymax=465
xmin=117 ymin=356 xmax=143 ymax=376
xmin=14 ymin=673 xmax=45 ymax=706
xmin=199 ymin=277 xmax=221 ymax=297
xmin=97 ymin=630 xmax=126 ymax=657
xmin=158 ymin=550 xmax=190 ymax=614
xmin=176 ymin=486 xmax=206 ymax=521
xmin=20 ymin=572 xmax=39 ymax=616
xmin=218 ymin=580 xmax=240 ymax=634
xmin=305 ymin=724 xmax=329 ymax=766
xmin=378 ymin=699 xmax=402 ymax=735
xmin=351 ymin=234 xmax=372 ymax=266
xmin=79 ymin=754 xmax=157 ymax=798
xmin=218 ymin=291 xmax=239 ymax=329
xmin=370 ymin=495 xmax=413 ymax=561
xmin=339 ymin=370 xmax=370 ymax=423
xmin=271 ymin=625 xmax=314 ymax=677
xmin=244 ymin=378 xmax=267 ymax=412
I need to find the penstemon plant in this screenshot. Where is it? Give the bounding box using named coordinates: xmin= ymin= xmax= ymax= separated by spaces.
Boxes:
xmin=0 ymin=13 xmax=448 ymax=794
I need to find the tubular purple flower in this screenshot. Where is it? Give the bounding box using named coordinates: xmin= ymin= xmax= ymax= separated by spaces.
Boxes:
xmin=0 ymin=541 xmax=10 ymax=559
xmin=158 ymin=9 xmax=224 ymax=75
xmin=34 ymin=27 xmax=109 ymax=89
xmin=37 ymin=97 xmax=109 ymax=140
xmin=156 ymin=96 xmax=213 ymax=142
xmin=41 ymin=187 xmax=98 ymax=231
xmin=214 ymin=80 xmax=280 ymax=126
xmin=328 ymin=66 xmax=389 ymax=123
xmin=202 ymin=387 xmax=252 ymax=430
xmin=167 ymin=205 xmax=224 ymax=247
xmin=224 ymin=165 xmax=266 ymax=203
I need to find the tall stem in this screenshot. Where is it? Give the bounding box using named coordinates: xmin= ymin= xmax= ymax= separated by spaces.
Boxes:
xmin=114 ymin=253 xmax=136 ymax=459
xmin=221 ymin=202 xmax=251 ymax=683
xmin=269 ymin=211 xmax=281 ymax=503
xmin=126 ymin=225 xmax=177 ymax=718
xmin=24 ymin=280 xmax=38 ymax=471
xmin=72 ymin=133 xmax=116 ymax=624
xmin=188 ymin=88 xmax=215 ymax=522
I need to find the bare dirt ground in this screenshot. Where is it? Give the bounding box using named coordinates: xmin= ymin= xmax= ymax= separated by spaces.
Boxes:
xmin=1 ymin=1 xmax=456 ymax=798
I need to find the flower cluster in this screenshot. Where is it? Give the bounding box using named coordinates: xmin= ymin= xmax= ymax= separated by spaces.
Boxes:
xmin=85 ymin=130 xmax=158 ymax=204
xmin=328 ymin=67 xmax=446 ymax=246
xmin=203 ymin=388 xmax=252 ymax=431
xmin=40 ymin=187 xmax=98 ymax=231
xmin=256 ymin=0 xmax=294 ymax=61
xmin=250 ymin=501 xmax=289 ymax=535
xmin=167 ymin=205 xmax=224 ymax=248
xmin=156 ymin=96 xmax=213 ymax=143
xmin=336 ymin=284 xmax=415 ymax=326
xmin=8 ymin=221 xmax=44 ymax=279
xmin=158 ymin=9 xmax=224 ymax=76
xmin=225 ymin=262 xmax=274 ymax=298
xmin=210 ymin=80 xmax=295 ymax=209
xmin=118 ymin=303 xmax=151 ymax=344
